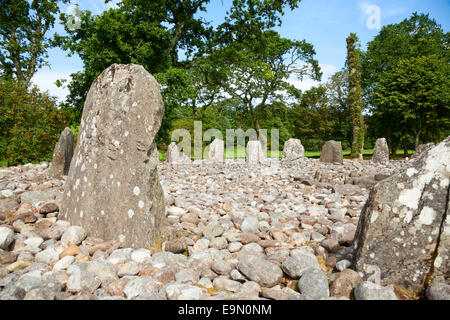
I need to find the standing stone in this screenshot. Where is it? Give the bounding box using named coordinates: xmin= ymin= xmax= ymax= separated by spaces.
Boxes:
xmin=60 ymin=64 xmax=168 ymax=248
xmin=166 ymin=142 xmax=191 ymax=164
xmin=352 ymin=137 xmax=450 ymax=297
xmin=320 ymin=140 xmax=343 ymax=164
xmin=372 ymin=138 xmax=389 ymax=164
xmin=48 ymin=127 xmax=74 ymax=178
xmin=246 ymin=140 xmax=265 ymax=164
xmin=208 ymin=139 xmax=224 ymax=162
xmin=282 ymin=138 xmax=305 ymax=161
xmin=412 ymin=143 xmax=435 ymax=160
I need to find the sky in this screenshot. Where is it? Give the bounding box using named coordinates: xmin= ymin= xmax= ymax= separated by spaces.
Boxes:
xmin=31 ymin=0 xmax=450 ymax=102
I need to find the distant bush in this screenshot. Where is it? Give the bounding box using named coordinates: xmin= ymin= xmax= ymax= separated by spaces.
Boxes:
xmin=0 ymin=78 xmax=69 ymax=166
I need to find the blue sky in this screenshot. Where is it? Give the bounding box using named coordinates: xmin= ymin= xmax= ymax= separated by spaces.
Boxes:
xmin=32 ymin=0 xmax=450 ymax=101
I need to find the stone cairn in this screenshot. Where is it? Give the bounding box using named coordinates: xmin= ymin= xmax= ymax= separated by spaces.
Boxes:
xmin=208 ymin=138 xmax=224 ymax=162
xmin=246 ymin=140 xmax=266 ymax=164
xmin=371 ymin=138 xmax=389 ymax=164
xmin=60 ymin=64 xmax=168 ymax=248
xmin=166 ymin=142 xmax=191 ymax=164
xmin=352 ymin=137 xmax=450 ymax=297
xmin=282 ymin=138 xmax=305 ymax=161
xmin=47 ymin=127 xmax=74 ymax=179
xmin=320 ymin=140 xmax=343 ymax=164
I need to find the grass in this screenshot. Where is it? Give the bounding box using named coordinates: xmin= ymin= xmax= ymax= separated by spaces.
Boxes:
xmin=159 ymin=146 xmax=415 ymax=161
xmin=0 ymin=148 xmax=415 ymax=167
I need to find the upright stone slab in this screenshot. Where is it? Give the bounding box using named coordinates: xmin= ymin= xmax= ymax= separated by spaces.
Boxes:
xmin=48 ymin=127 xmax=74 ymax=178
xmin=371 ymin=138 xmax=389 ymax=164
xmin=166 ymin=142 xmax=191 ymax=164
xmin=412 ymin=143 xmax=435 ymax=160
xmin=352 ymin=137 xmax=450 ymax=296
xmin=320 ymin=140 xmax=343 ymax=164
xmin=282 ymin=138 xmax=305 ymax=161
xmin=246 ymin=140 xmax=265 ymax=164
xmin=60 ymin=64 xmax=167 ymax=248
xmin=208 ymin=138 xmax=224 ymax=162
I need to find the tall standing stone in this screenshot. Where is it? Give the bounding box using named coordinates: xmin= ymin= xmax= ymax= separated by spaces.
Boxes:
xmin=372 ymin=138 xmax=389 ymax=164
xmin=60 ymin=64 xmax=168 ymax=248
xmin=320 ymin=141 xmax=343 ymax=164
xmin=48 ymin=127 xmax=74 ymax=179
xmin=246 ymin=140 xmax=265 ymax=164
xmin=208 ymin=138 xmax=224 ymax=162
xmin=166 ymin=142 xmax=191 ymax=164
xmin=282 ymin=138 xmax=305 ymax=161
xmin=352 ymin=137 xmax=450 ymax=297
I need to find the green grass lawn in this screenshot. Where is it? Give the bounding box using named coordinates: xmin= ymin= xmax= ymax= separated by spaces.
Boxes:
xmin=159 ymin=146 xmax=415 ymax=161
xmin=0 ymin=148 xmax=415 ymax=167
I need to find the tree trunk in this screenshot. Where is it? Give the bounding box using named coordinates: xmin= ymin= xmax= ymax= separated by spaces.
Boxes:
xmin=403 ymin=138 xmax=409 ymax=158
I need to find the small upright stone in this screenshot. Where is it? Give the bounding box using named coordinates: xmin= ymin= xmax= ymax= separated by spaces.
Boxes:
xmin=282 ymin=138 xmax=304 ymax=161
xmin=208 ymin=138 xmax=224 ymax=162
xmin=48 ymin=127 xmax=74 ymax=178
xmin=246 ymin=140 xmax=265 ymax=164
xmin=320 ymin=140 xmax=343 ymax=164
xmin=60 ymin=64 xmax=168 ymax=248
xmin=371 ymin=138 xmax=389 ymax=164
xmin=166 ymin=142 xmax=191 ymax=164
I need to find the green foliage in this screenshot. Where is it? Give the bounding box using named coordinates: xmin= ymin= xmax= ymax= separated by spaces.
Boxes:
xmin=372 ymin=55 xmax=449 ymax=147
xmin=346 ymin=33 xmax=365 ymax=159
xmin=362 ymin=13 xmax=449 ymax=149
xmin=0 ymin=78 xmax=69 ymax=166
xmin=0 ymin=0 xmax=68 ymax=83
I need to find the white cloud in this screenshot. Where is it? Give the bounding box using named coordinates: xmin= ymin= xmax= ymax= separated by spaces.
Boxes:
xmin=288 ymin=63 xmax=337 ymax=92
xmin=31 ymin=70 xmax=75 ymax=103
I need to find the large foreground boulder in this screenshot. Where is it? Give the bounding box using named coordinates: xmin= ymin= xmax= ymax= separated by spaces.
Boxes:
xmin=48 ymin=127 xmax=74 ymax=178
xmin=371 ymin=138 xmax=389 ymax=164
xmin=352 ymin=137 xmax=450 ymax=297
xmin=60 ymin=64 xmax=168 ymax=248
xmin=282 ymin=138 xmax=304 ymax=161
xmin=320 ymin=140 xmax=343 ymax=164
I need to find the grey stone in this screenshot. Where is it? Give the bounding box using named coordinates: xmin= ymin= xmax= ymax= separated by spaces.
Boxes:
xmin=208 ymin=138 xmax=224 ymax=162
xmin=352 ymin=137 xmax=450 ymax=296
xmin=20 ymin=191 xmax=55 ymax=207
xmin=60 ymin=64 xmax=168 ymax=248
xmin=281 ymin=255 xmax=320 ymax=279
xmin=372 ymin=138 xmax=389 ymax=164
xmin=203 ymin=221 xmax=224 ymax=239
xmin=175 ymin=268 xmax=200 ymax=284
xmin=48 ymin=127 xmax=74 ymax=178
xmin=282 ymin=138 xmax=305 ymax=161
xmin=61 ymin=226 xmax=87 ymax=246
xmin=246 ymin=140 xmax=265 ymax=164
xmin=298 ymin=268 xmax=330 ymax=299
xmin=123 ymin=276 xmax=159 ymax=299
xmin=35 ymin=247 xmax=59 ymax=265
xmin=237 ymin=254 xmax=282 ymax=288
xmin=354 ymin=281 xmax=397 ymax=300
xmin=166 ymin=142 xmax=191 ymax=164
xmin=165 ymin=283 xmax=203 ymax=300
xmin=86 ymin=259 xmax=118 ymax=283
xmin=117 ymin=261 xmax=140 ymax=277
xmin=320 ymin=140 xmax=343 ymax=164
xmin=240 ymin=216 xmax=259 ymax=234
xmin=426 ymin=282 xmax=450 ymax=300
xmin=0 ymin=227 xmax=14 ymax=250
xmin=213 ymin=276 xmax=242 ymax=292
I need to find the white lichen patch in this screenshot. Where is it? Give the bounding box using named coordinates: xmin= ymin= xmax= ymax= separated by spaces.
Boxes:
xmin=434 ymin=256 xmax=442 ymax=268
xmin=119 ymin=234 xmax=125 ymax=243
xmin=398 ymin=188 xmax=421 ymax=210
xmin=370 ymin=211 xmax=379 ymax=223
xmin=128 ymin=209 xmax=135 ymax=218
xmin=406 ymin=168 xmax=418 ymax=177
xmin=417 ymin=206 xmax=436 ymax=225
xmin=133 ymin=186 xmax=140 ymax=196
xmin=80 ymin=210 xmax=84 ymax=218
xmin=138 ymin=201 xmax=144 ymax=209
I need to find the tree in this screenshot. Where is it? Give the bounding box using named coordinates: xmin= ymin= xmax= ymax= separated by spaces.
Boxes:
xmin=218 ymin=30 xmax=321 ymax=137
xmin=372 ymin=55 xmax=449 ymax=149
xmin=361 ymin=13 xmax=449 ymax=150
xmin=0 ymin=0 xmax=68 ymax=83
xmin=55 ymin=0 xmax=304 ymax=125
xmin=346 ymin=33 xmax=364 ymax=159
